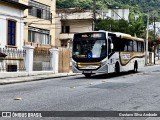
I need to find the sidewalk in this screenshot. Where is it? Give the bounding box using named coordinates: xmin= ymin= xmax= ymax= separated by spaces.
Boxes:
xmin=1 ymin=59 xmax=160 ymax=85
xmin=155 ymin=58 xmax=160 ymax=64
xmin=0 ymin=71 xmax=80 ymax=85
xmin=147 ymin=57 xmax=160 ymax=65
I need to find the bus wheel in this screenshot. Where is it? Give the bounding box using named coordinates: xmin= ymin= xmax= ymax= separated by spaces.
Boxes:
xmin=115 ymin=63 xmax=120 ymax=74
xmin=84 ymin=73 xmax=91 ymax=78
xmin=134 ymin=62 xmax=138 ymax=72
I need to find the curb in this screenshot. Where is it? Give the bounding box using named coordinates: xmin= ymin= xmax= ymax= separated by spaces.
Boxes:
xmin=0 ymin=73 xmax=80 ymax=85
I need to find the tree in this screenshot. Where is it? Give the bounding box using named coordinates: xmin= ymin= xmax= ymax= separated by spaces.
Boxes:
xmin=96 ymin=18 xmax=130 ymax=34
xmin=128 ymin=12 xmax=144 ymax=37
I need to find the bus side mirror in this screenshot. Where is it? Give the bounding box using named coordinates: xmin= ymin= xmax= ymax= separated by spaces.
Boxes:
xmin=110 ymin=43 xmax=114 ymax=50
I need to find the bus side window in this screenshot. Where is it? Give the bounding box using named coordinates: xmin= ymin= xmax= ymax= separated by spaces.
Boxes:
xmin=128 ymin=40 xmax=133 ymax=52
xmin=137 ymin=41 xmax=142 ymax=52
xmin=141 ymin=42 xmax=144 ymax=52
xmin=133 ymin=41 xmax=137 ymax=52
xmin=124 ymin=41 xmax=128 ymax=52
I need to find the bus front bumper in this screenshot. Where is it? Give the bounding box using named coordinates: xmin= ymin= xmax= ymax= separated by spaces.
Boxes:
xmin=72 ymin=64 xmax=108 ymax=74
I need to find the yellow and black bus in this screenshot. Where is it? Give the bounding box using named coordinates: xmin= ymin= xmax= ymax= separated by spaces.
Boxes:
xmin=72 ymin=31 xmax=145 ymax=77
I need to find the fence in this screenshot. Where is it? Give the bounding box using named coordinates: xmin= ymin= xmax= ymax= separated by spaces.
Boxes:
xmin=0 ymin=46 xmax=69 ymax=73
xmin=33 ymin=48 xmax=52 ymax=71
xmin=59 ymin=47 xmax=70 ymax=73
xmin=0 ymin=48 xmax=26 ymax=72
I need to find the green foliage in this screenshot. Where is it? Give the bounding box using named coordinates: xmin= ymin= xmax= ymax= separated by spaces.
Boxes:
xmin=56 ymin=0 xmax=160 ymax=39
xmin=56 ymin=0 xmax=92 ymax=9
xmin=96 ymin=18 xmax=144 ymax=38
xmin=56 ymin=0 xmax=160 ymax=16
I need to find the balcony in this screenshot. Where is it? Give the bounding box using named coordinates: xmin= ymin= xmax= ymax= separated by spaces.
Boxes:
xmin=60 ymin=12 xmax=92 ymax=20
xmin=59 ymin=33 xmax=75 ymax=40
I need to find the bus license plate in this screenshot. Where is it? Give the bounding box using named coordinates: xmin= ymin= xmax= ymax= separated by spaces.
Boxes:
xmin=83 ymin=71 xmax=91 ymax=73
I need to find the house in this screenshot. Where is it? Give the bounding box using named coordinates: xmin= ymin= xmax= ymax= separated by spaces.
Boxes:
xmin=0 ymin=0 xmax=28 ymax=49
xmin=56 ymin=8 xmax=93 ymax=49
xmin=22 ymin=0 xmax=56 ymax=48
xmin=0 ymin=0 xmax=28 ymax=72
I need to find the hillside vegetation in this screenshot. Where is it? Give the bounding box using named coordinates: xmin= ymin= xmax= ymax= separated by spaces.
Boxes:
xmin=56 ymin=0 xmax=160 ymax=50
xmin=56 ymin=0 xmax=160 ymax=15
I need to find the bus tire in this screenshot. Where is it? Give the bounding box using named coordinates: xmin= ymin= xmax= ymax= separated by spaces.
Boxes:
xmin=84 ymin=73 xmax=91 ymax=78
xmin=115 ymin=62 xmax=120 ymax=74
xmin=134 ymin=61 xmax=138 ymax=72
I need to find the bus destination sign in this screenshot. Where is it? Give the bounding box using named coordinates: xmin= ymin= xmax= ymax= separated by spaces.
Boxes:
xmin=75 ymin=33 xmax=105 ymax=39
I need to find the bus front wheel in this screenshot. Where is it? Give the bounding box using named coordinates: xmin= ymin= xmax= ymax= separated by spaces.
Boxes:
xmin=84 ymin=73 xmax=91 ymax=78
xmin=115 ymin=63 xmax=120 ymax=74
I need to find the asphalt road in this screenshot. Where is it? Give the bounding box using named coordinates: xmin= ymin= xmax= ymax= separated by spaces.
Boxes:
xmin=1 ymin=65 xmax=160 ymax=120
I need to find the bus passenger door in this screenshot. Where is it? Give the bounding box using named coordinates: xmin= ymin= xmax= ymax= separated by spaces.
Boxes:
xmin=108 ymin=38 xmax=115 ymax=73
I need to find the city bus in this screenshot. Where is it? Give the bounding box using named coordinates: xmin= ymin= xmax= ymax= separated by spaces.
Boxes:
xmin=72 ymin=31 xmax=145 ymax=77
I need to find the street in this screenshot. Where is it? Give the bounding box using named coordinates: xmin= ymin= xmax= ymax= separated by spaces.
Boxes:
xmin=1 ymin=65 xmax=160 ymax=120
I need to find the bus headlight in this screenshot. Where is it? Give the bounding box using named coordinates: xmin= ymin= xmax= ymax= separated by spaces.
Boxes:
xmin=101 ymin=61 xmax=107 ymax=66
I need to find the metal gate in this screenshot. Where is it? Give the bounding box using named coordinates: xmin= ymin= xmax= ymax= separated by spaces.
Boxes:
xmin=33 ymin=48 xmax=52 ymax=71
xmin=58 ymin=47 xmax=70 ymax=73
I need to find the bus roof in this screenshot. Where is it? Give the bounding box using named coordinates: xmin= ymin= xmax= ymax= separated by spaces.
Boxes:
xmin=120 ymin=35 xmax=144 ymax=42
xmin=109 ymin=31 xmax=144 ymax=42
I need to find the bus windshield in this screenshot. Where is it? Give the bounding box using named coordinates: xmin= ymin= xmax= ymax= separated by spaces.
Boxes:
xmin=72 ymin=39 xmax=107 ymax=61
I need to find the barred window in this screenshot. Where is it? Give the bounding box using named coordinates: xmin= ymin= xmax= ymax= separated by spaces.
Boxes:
xmin=28 ymin=27 xmax=50 ymax=45
xmin=29 ymin=0 xmax=50 ymax=20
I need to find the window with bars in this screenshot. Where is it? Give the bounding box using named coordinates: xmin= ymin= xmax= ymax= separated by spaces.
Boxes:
xmin=7 ymin=20 xmax=16 ymax=46
xmin=28 ymin=27 xmax=50 ymax=45
xmin=29 ymin=0 xmax=50 ymax=20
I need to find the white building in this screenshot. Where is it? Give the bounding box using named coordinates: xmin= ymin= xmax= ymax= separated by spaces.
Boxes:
xmin=148 ymin=22 xmax=160 ymax=37
xmin=0 ymin=0 xmax=28 ymax=72
xmin=97 ymin=9 xmax=129 ymax=21
xmin=0 ymin=0 xmax=28 ymax=49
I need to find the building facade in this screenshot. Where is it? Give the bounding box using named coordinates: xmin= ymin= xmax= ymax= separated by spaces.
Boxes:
xmin=0 ymin=0 xmax=28 ymax=72
xmin=21 ymin=0 xmax=56 ymax=48
xmin=55 ymin=8 xmax=130 ymax=49
xmin=97 ymin=9 xmax=129 ymax=21
xmin=56 ymin=8 xmax=93 ymax=48
xmin=0 ymin=0 xmax=28 ymax=49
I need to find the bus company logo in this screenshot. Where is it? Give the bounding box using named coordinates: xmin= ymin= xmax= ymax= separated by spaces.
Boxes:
xmin=121 ymin=54 xmax=130 ymax=60
xmin=2 ymin=112 xmax=11 ymax=117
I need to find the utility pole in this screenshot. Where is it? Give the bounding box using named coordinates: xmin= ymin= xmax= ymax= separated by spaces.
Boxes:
xmin=154 ymin=16 xmax=156 ymax=64
xmin=92 ymin=0 xmax=96 ymax=31
xmin=145 ymin=12 xmax=149 ymax=66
